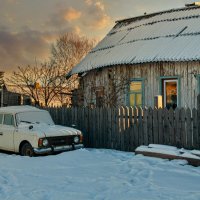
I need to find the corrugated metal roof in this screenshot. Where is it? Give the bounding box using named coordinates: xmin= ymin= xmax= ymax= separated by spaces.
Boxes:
xmin=70 ymin=6 xmax=200 ymax=75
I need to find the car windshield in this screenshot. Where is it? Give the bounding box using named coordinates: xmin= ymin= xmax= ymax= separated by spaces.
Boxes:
xmin=16 ymin=111 xmax=55 ymax=125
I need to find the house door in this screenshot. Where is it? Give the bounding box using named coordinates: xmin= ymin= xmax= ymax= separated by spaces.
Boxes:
xmin=163 ymin=79 xmax=178 ymax=109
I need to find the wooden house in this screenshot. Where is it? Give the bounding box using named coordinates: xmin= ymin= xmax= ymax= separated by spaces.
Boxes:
xmin=0 ymin=85 xmax=31 ymax=106
xmin=69 ymin=3 xmax=200 ymax=109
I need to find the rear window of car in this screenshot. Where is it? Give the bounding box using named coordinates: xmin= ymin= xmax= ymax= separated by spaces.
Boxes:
xmin=3 ymin=114 xmax=14 ymax=126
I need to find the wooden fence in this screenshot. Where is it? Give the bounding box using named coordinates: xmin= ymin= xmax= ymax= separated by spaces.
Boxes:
xmin=45 ymin=97 xmax=200 ymax=151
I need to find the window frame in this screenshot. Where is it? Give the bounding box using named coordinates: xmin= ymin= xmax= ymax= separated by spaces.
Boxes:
xmin=158 ymin=76 xmax=181 ymax=107
xmin=2 ymin=113 xmax=16 ymax=127
xmin=127 ymin=78 xmax=145 ymax=107
xmin=0 ymin=114 xmax=3 ymax=124
xmin=163 ymin=79 xmax=179 ymax=108
xmin=196 ymin=75 xmax=200 ymax=94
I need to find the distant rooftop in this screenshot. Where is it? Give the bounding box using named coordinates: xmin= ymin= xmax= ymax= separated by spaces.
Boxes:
xmin=70 ymin=5 xmax=200 ymax=75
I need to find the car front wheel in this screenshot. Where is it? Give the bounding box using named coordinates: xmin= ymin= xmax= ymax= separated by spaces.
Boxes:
xmin=21 ymin=143 xmax=34 ymax=157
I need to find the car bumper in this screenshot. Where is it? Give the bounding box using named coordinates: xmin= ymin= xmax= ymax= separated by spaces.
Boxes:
xmin=33 ymin=144 xmax=84 ymax=154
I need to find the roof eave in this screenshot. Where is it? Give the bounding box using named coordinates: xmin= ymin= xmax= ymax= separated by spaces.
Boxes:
xmin=115 ymin=6 xmax=195 ymax=24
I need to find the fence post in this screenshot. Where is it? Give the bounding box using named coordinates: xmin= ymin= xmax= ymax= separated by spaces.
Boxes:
xmin=133 ymin=107 xmax=139 ymax=149
xmin=124 ymin=106 xmax=130 ymax=151
xmin=147 ymin=107 xmax=153 ymax=144
xmin=107 ymin=107 xmax=112 ymax=149
xmin=116 ymin=107 xmax=121 ymax=150
xmin=138 ymin=107 xmax=143 ymax=146
xmin=174 ymin=108 xmax=181 ymax=148
xmin=158 ymin=108 xmax=163 ymax=144
xmin=193 ymin=108 xmax=198 ymax=149
xmin=169 ymin=107 xmax=175 ymax=146
xmin=129 ymin=107 xmax=135 ymax=151
xmin=197 ymin=94 xmax=200 ymax=148
xmin=119 ymin=107 xmax=125 ymax=151
xmin=153 ymin=108 xmax=158 ymax=144
xmin=143 ymin=107 xmax=148 ymax=145
xmin=163 ymin=108 xmax=170 ymax=145
xmin=180 ymin=108 xmax=186 ymax=148
xmin=186 ymin=108 xmax=192 ymax=149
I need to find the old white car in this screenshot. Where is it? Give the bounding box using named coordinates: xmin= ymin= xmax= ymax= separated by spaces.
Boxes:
xmin=0 ymin=106 xmax=83 ymax=156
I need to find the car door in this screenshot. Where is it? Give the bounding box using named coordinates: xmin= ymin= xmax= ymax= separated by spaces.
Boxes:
xmin=0 ymin=113 xmax=15 ymax=151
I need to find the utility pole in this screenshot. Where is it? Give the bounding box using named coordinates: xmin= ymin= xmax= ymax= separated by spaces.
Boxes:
xmin=0 ymin=72 xmax=4 ymax=107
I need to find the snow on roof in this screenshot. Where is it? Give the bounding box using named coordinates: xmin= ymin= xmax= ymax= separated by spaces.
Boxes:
xmin=70 ymin=6 xmax=200 ymax=75
xmin=5 ymin=84 xmax=20 ymax=93
xmin=0 ymin=106 xmax=42 ymax=114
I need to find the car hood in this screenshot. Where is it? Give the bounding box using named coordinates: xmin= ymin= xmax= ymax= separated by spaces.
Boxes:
xmin=18 ymin=123 xmax=81 ymax=137
xmin=42 ymin=125 xmax=81 ymax=137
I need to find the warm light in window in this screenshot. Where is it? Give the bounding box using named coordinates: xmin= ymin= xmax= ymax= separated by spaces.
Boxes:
xmin=130 ymin=82 xmax=142 ymax=92
xmin=129 ymin=81 xmax=143 ymax=107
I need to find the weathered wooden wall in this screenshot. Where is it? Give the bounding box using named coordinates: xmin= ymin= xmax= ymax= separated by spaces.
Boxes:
xmin=45 ymin=101 xmax=200 ymax=151
xmin=79 ymin=61 xmax=200 ymax=109
xmin=2 ymin=91 xmax=31 ymax=106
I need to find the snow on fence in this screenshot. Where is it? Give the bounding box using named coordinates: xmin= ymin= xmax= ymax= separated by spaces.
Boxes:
xmin=45 ymin=96 xmax=200 ymax=151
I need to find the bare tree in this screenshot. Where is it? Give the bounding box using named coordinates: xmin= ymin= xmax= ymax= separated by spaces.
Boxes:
xmin=6 ymin=65 xmax=56 ymax=106
xmin=103 ymin=69 xmax=130 ymax=107
xmin=50 ymin=33 xmax=96 ymax=105
xmin=51 ymin=33 xmax=96 ymax=74
xmin=7 ymin=65 xmax=41 ymax=105
xmin=7 ymin=33 xmax=96 ymax=107
xmin=82 ymin=68 xmax=130 ymax=108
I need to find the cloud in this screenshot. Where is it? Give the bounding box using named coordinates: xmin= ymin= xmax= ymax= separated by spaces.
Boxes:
xmin=6 ymin=0 xmax=18 ymax=3
xmin=94 ymin=15 xmax=111 ymax=29
xmin=85 ymin=0 xmax=92 ymax=6
xmin=0 ymin=28 xmax=50 ymax=72
xmin=82 ymin=0 xmax=111 ymax=30
xmin=0 ymin=0 xmax=112 ymax=73
xmin=47 ymin=7 xmax=82 ymax=28
xmin=64 ymin=7 xmax=82 ymax=22
xmin=0 ymin=24 xmax=86 ymax=73
xmin=3 ymin=13 xmax=15 ymax=24
xmin=95 ymin=1 xmax=105 ymax=11
xmin=47 ymin=1 xmax=111 ymax=31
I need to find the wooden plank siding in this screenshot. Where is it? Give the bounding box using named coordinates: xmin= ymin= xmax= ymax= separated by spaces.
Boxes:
xmin=45 ymin=94 xmax=200 ymax=151
xmin=79 ymin=61 xmax=200 ymax=109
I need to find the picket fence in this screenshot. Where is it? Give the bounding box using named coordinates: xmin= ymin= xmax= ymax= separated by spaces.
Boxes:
xmin=45 ymin=96 xmax=200 ymax=151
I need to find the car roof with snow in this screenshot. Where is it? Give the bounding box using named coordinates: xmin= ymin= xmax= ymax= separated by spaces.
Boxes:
xmin=0 ymin=106 xmax=44 ymax=114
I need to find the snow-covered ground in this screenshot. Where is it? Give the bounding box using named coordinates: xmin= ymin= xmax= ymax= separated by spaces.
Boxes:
xmin=0 ymin=149 xmax=200 ymax=200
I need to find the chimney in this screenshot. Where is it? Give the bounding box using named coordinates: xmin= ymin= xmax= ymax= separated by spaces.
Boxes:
xmin=185 ymin=2 xmax=200 ymax=7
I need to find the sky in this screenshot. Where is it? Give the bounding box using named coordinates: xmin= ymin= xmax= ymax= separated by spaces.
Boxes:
xmin=0 ymin=0 xmax=190 ymax=73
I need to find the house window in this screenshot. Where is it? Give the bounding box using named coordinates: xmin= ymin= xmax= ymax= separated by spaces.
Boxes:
xmin=163 ymin=79 xmax=178 ymax=109
xmin=129 ymin=80 xmax=144 ymax=107
xmin=159 ymin=76 xmax=180 ymax=109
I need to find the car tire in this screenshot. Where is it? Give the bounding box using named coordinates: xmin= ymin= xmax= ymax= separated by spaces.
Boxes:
xmin=21 ymin=143 xmax=34 ymax=157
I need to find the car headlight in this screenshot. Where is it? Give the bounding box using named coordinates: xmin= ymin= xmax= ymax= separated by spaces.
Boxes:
xmin=42 ymin=138 xmax=49 ymax=147
xmin=74 ymin=136 xmax=79 ymax=143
